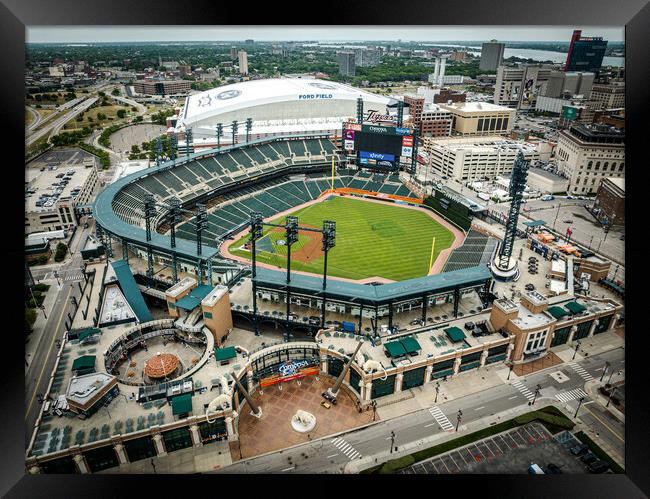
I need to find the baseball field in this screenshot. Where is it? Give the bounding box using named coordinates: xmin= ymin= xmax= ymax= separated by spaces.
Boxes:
xmin=228 ymin=195 xmax=457 ymax=282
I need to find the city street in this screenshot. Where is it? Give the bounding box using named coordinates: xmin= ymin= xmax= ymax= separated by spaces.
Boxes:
xmin=26 ymin=96 xmax=98 ymax=146
xmin=216 ymin=347 xmax=624 ymax=474
xmin=24 ymin=221 xmax=93 ymax=441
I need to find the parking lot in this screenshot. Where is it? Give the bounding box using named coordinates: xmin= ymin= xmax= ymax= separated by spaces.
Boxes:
xmin=399 ymin=423 xmax=589 ymax=474
xmin=108 ymin=123 xmax=167 ymax=154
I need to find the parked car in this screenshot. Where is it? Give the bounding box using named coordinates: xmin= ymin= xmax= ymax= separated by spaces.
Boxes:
xmin=588 ymin=460 xmax=610 ymax=474
xmin=619 ymin=234 xmax=625 ymax=241
xmin=541 ymin=195 xmax=554 ymax=201
xmin=570 ymin=444 xmax=589 ymax=456
xmin=546 ymin=463 xmax=563 ymax=474
xmin=563 ymin=219 xmax=573 ymax=224
xmin=581 ymin=452 xmax=598 ymax=464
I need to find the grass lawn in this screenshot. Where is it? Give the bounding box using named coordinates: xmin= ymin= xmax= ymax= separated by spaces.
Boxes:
xmin=62 ymin=104 xmax=131 ymax=131
xmin=230 ymin=196 xmax=456 ymax=281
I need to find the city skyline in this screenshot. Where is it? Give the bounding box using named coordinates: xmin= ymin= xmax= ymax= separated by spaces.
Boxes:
xmin=26 ymin=26 xmax=624 ymax=44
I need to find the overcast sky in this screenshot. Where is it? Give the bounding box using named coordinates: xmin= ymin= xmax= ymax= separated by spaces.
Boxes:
xmin=26 ymin=26 xmax=624 ymax=43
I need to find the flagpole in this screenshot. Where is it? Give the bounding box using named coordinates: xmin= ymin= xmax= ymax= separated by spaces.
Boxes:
xmin=428 ymin=237 xmax=436 ymax=272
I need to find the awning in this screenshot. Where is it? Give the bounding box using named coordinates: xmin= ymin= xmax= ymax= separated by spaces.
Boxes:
xmin=384 ymin=341 xmax=407 ymax=358
xmin=71 ymin=355 xmax=96 ymax=371
xmin=547 ymin=306 xmax=569 ymax=320
xmin=175 ymin=284 xmax=214 ymax=311
xmin=524 ymin=220 xmax=546 ymax=227
xmin=215 ymin=346 xmax=237 ymax=361
xmin=444 ymin=327 xmax=466 ymax=343
xmin=78 ymin=328 xmax=101 ymax=341
xmin=171 ymin=393 xmax=193 ymax=415
xmin=400 ymin=337 xmax=422 ymax=354
xmin=565 ymin=301 xmax=587 ymax=314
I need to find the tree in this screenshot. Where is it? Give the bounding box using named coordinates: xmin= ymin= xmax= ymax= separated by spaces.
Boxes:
xmin=25 ymin=308 xmax=37 ymax=335
xmin=131 ymin=144 xmax=140 ymax=154
xmin=97 ymin=113 xmax=106 ymax=121
xmin=111 ymin=88 xmax=120 ymax=96
xmin=117 ymin=109 xmax=126 ymax=119
xmin=54 ymin=242 xmax=68 ymax=263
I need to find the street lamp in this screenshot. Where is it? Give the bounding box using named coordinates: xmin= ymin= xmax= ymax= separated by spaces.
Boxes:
xmin=574 ymin=397 xmax=585 ymax=418
xmin=372 ymin=400 xmax=377 ymax=422
xmin=606 ymin=386 xmax=617 ymax=408
xmin=600 ymin=361 xmax=611 ymax=382
xmin=456 ymin=410 xmax=463 ymax=432
xmin=608 ymin=369 xmax=621 ymax=386
xmin=572 ymin=341 xmax=581 ymax=361
xmin=531 ymin=384 xmax=541 ymax=406
xmin=435 ymin=382 xmax=440 ymax=403
xmin=389 ymin=431 xmax=395 ymax=454
xmin=507 ymin=362 xmax=514 ymax=381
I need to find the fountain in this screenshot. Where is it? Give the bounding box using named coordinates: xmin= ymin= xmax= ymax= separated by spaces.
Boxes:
xmin=290 ymin=410 xmax=316 ymax=433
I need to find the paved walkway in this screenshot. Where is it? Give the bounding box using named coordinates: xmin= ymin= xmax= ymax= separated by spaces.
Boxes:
xmin=513 ymin=351 xmax=563 ymax=376
xmin=237 ymin=376 xmax=374 ymax=459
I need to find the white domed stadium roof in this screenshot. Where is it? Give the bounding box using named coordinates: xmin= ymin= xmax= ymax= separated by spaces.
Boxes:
xmin=180 ymin=77 xmax=392 ymax=127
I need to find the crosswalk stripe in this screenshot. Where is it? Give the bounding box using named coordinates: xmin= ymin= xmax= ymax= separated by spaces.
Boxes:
xmin=568 ymin=363 xmax=594 ymax=381
xmin=555 ymin=388 xmax=588 ymax=403
xmin=428 ymin=406 xmax=454 ymax=430
xmin=511 ymin=380 xmax=535 ymax=401
xmin=331 ymin=438 xmax=361 ymax=461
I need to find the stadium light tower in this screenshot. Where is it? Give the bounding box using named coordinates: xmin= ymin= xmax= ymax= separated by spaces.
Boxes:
xmin=195 ymin=203 xmax=208 ymax=283
xmin=170 ymin=135 xmax=178 ymax=161
xmin=249 ymin=212 xmax=264 ymax=336
xmin=245 ymin=118 xmax=253 ymax=143
xmin=321 ymin=220 xmax=336 ymax=328
xmin=490 ymin=151 xmax=530 ymax=281
xmin=143 ymin=195 xmax=157 ymax=278
xmin=231 ymin=120 xmax=238 ymax=146
xmin=284 ymin=216 xmax=299 ymax=341
xmin=155 ymin=137 xmax=163 ymax=166
xmin=185 ymin=128 xmax=193 ymax=157
xmin=216 ymin=123 xmax=223 ymax=149
xmin=167 ymin=197 xmax=182 ymax=283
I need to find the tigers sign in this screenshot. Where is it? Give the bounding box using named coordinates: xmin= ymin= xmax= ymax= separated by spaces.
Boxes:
xmin=259 ymin=360 xmax=320 ymax=388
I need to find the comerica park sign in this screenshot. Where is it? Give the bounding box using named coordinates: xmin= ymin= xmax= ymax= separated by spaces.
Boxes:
xmin=259 ymin=360 xmax=320 ymax=388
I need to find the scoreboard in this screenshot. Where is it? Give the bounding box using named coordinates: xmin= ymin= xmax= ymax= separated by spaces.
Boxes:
xmin=343 ymin=124 xmax=414 ymax=170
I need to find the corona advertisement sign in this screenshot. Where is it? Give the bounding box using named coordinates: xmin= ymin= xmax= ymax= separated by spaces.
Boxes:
xmin=259 ymin=360 xmax=320 ymax=388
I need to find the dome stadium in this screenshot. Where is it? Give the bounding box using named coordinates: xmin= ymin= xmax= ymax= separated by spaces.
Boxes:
xmin=173 ymin=78 xmax=399 ymax=149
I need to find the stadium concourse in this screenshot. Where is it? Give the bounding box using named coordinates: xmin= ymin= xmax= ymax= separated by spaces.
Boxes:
xmin=27 ymin=130 xmax=625 ymax=474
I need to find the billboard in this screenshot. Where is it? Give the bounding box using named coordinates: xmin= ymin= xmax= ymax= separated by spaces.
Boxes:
xmin=259 ymin=360 xmax=320 ymax=388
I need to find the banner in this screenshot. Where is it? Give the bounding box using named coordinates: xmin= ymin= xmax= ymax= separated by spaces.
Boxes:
xmin=259 ymin=361 xmax=320 ymax=388
xmin=344 ymin=140 xmax=355 ymax=151
xmin=359 ymin=151 xmax=395 ymax=161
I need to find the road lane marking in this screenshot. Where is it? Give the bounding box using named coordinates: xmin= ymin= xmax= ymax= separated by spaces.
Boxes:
xmin=508 ymin=395 xmax=518 ymax=400
xmin=326 ymin=454 xmax=338 ymax=459
xmin=25 ymin=285 xmax=71 ymax=419
xmin=582 ymin=405 xmax=624 ymax=443
xmin=281 ymin=466 xmax=294 ymax=472
xmin=424 ymin=423 xmax=436 ymax=428
xmin=475 ymin=406 xmax=485 ymax=410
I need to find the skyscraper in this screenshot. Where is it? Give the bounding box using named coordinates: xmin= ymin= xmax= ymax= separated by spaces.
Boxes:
xmin=338 ymin=51 xmax=356 ymax=76
xmin=238 ymin=50 xmax=249 ymax=75
xmin=565 ymin=30 xmax=608 ymax=74
xmin=480 ymin=40 xmax=505 ymax=71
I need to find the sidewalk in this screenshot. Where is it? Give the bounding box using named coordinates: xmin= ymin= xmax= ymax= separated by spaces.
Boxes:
xmin=26 ymin=278 xmax=61 ymax=364
xmin=97 ymin=440 xmax=233 ymax=474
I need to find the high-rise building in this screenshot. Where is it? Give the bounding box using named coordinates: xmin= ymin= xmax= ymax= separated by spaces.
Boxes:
xmin=439 ymin=101 xmax=515 ymax=136
xmin=358 ymin=48 xmax=381 ymax=67
xmin=544 ymin=71 xmax=595 ymax=98
xmin=245 ymin=39 xmax=254 ymax=45
xmin=403 ymin=95 xmax=425 ymax=129
xmin=589 ymin=82 xmax=625 ymax=109
xmin=230 ymin=46 xmax=238 ymax=59
xmin=565 ymin=30 xmax=608 ymax=74
xmin=480 ymin=40 xmax=505 ymax=71
xmin=238 ymin=51 xmax=249 ymax=75
xmin=556 ymin=124 xmax=624 ymax=195
xmin=494 ymin=65 xmax=552 ymax=110
xmin=338 ymin=51 xmax=356 ymax=76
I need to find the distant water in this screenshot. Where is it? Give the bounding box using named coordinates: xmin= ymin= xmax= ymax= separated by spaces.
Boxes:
xmin=430 ymin=44 xmax=624 ymax=67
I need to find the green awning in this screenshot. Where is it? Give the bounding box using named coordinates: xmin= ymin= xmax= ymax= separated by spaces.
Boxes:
xmin=71 ymin=355 xmax=96 ymax=371
xmin=400 ymin=336 xmax=422 ymax=354
xmin=547 ymin=306 xmax=569 ymax=319
xmin=565 ymin=301 xmax=587 ymax=314
xmin=215 ymin=346 xmax=237 ymax=361
xmin=171 ymin=393 xmax=193 ymax=415
xmin=444 ymin=327 xmax=466 ymax=343
xmin=524 ymin=220 xmax=546 ymax=227
xmin=78 ymin=328 xmax=101 ymax=341
xmin=175 ymin=284 xmax=215 ymax=311
xmin=384 ymin=340 xmax=407 ymax=358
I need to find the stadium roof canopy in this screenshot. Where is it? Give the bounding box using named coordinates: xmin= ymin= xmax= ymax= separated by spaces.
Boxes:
xmin=180 ymin=78 xmax=392 ymax=126
xmin=253 ymin=265 xmax=492 ymax=306
xmin=175 ymin=284 xmax=214 ymax=311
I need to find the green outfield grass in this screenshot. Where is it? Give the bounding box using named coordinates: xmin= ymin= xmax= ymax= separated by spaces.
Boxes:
xmin=230 ymin=196 xmax=457 ymax=281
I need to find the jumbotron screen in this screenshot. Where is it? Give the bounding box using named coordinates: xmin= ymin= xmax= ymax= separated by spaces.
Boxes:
xmin=343 ymin=124 xmax=414 ymax=169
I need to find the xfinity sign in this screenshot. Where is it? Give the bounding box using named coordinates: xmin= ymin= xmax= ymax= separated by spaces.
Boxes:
xmin=360 ymin=151 xmax=395 ymax=161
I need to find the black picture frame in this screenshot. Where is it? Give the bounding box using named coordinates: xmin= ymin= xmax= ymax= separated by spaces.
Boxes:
xmin=3 ymin=0 xmax=648 ymax=496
